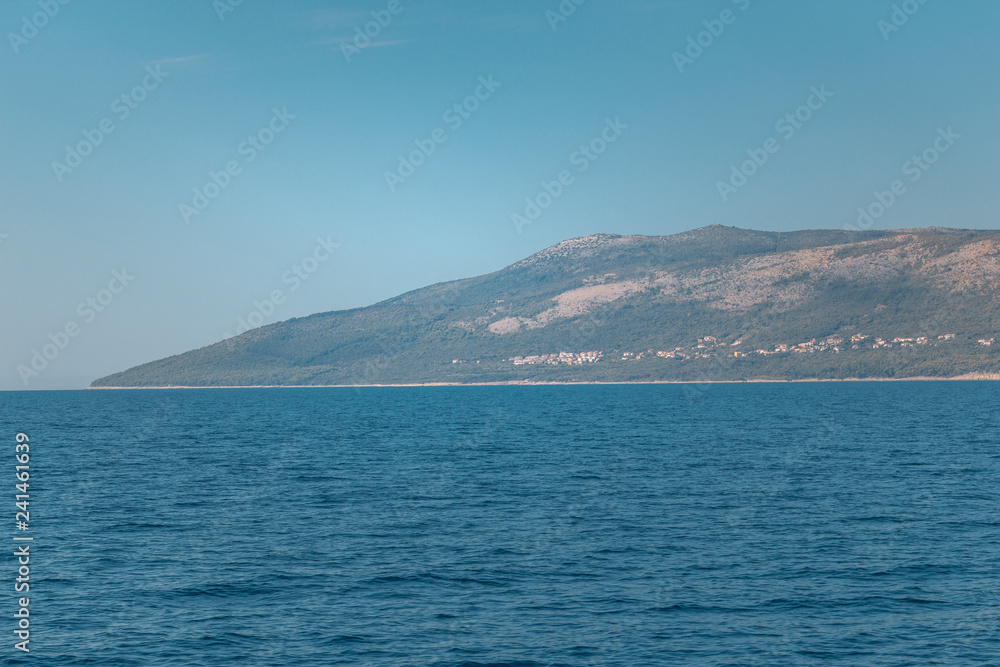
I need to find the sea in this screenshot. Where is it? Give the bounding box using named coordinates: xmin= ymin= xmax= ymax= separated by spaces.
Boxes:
xmin=2 ymin=382 xmax=999 ymax=665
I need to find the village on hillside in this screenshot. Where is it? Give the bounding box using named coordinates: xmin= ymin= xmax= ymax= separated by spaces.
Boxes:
xmin=488 ymin=332 xmax=996 ymax=368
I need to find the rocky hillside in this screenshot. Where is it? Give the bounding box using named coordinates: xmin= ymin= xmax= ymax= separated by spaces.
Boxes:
xmin=92 ymin=226 xmax=1000 ymax=387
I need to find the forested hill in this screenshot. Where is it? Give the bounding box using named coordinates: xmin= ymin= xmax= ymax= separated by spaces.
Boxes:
xmin=92 ymin=225 xmax=1000 ymax=387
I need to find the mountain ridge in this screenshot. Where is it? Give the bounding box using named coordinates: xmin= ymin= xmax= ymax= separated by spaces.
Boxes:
xmin=92 ymin=225 xmax=1000 ymax=387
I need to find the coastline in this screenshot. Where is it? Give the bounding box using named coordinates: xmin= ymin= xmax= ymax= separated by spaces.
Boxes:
xmin=87 ymin=373 xmax=1000 ymax=389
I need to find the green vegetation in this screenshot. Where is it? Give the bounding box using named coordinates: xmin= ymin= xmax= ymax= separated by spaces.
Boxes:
xmin=91 ymin=226 xmax=1000 ymax=387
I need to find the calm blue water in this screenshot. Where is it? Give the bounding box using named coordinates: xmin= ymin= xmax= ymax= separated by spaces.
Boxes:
xmin=2 ymin=383 xmax=1000 ymax=665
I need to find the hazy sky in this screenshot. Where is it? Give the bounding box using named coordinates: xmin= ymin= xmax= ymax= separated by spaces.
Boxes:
xmin=2 ymin=0 xmax=997 ymax=389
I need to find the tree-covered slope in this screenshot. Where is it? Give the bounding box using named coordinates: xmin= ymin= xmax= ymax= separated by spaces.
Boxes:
xmin=91 ymin=225 xmax=1000 ymax=387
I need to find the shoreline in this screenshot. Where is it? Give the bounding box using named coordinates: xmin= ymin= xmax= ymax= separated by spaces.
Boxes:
xmin=87 ymin=374 xmax=1000 ymax=389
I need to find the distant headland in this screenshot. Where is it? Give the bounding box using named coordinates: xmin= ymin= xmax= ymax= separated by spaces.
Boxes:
xmin=92 ymin=226 xmax=1000 ymax=388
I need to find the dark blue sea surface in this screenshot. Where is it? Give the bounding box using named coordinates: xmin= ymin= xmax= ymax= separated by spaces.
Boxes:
xmin=2 ymin=383 xmax=999 ymax=665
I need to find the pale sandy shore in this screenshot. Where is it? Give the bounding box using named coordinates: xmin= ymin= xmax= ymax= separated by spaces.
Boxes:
xmin=89 ymin=373 xmax=1000 ymax=389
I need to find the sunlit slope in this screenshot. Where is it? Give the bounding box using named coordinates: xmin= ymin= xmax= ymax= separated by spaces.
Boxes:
xmin=92 ymin=226 xmax=1000 ymax=386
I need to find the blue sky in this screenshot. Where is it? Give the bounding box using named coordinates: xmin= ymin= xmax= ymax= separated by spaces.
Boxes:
xmin=2 ymin=0 xmax=997 ymax=389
